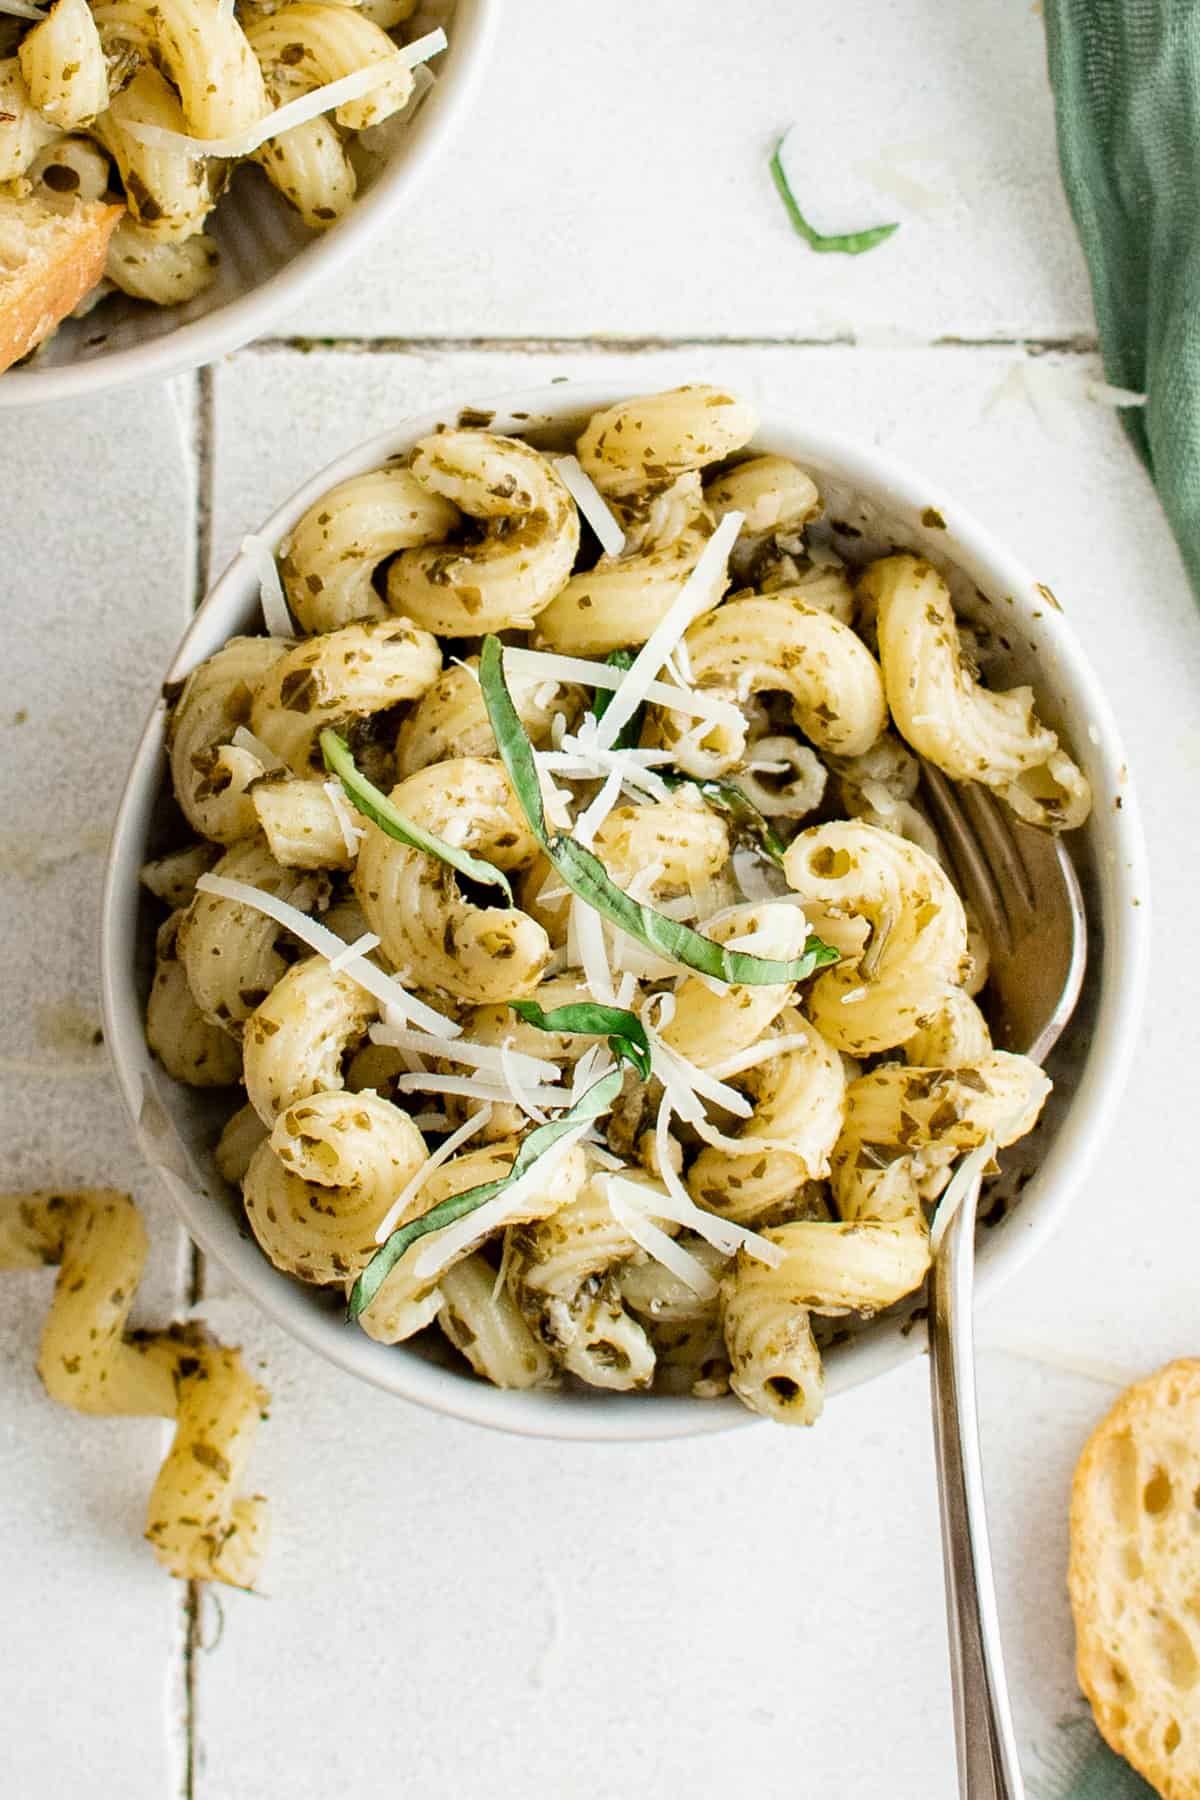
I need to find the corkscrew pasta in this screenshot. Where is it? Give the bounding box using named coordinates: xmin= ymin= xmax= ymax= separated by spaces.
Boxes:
xmin=142 ymin=384 xmax=1085 ymax=1424
xmin=0 ymin=0 xmax=448 ymax=355
xmin=0 ymin=1189 xmax=269 ymax=1585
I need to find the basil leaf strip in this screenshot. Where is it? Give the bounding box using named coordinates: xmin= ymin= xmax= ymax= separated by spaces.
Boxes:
xmin=664 ymin=772 xmax=788 ymax=868
xmin=480 ymin=635 xmax=838 ymax=987
xmin=591 ymin=649 xmax=644 ymax=750
xmin=320 ymin=728 xmax=513 ymax=902
xmin=478 ymin=636 xmax=548 ymax=845
xmin=769 ymin=136 xmax=899 ymax=256
xmin=509 ymin=998 xmax=652 ymax=1082
xmin=348 ymin=1067 xmax=623 ymax=1320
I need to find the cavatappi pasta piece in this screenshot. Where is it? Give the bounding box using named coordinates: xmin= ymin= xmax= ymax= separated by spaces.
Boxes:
xmin=27 ymin=135 xmax=112 ymax=210
xmin=178 ymin=838 xmax=329 ymax=1035
xmin=250 ymin=72 xmax=356 ymax=232
xmin=658 ymin=589 xmax=887 ymax=777
xmin=249 ymin=616 xmax=440 ymax=774
xmin=594 ymin=797 xmax=730 ymax=894
xmin=736 ymin=733 xmax=827 ymax=820
xmin=140 ymin=841 xmax=219 ymax=909
xmin=0 ymin=57 xmax=60 ymax=182
xmin=784 ymin=821 xmax=968 ymax=1055
xmin=167 ymin=635 xmax=291 ymax=843
xmin=146 ymin=912 xmax=242 ymax=1087
xmin=92 ymin=0 xmax=268 ymax=141
xmin=395 ymin=656 xmax=580 ymax=778
xmin=506 ymin=1168 xmax=662 ymax=1390
xmin=687 ymin=1011 xmax=845 ymax=1225
xmin=19 ymin=0 xmax=108 ymax=128
xmin=385 ymin=432 xmax=580 ymax=635
xmin=619 ymin=1236 xmax=730 ymax=1396
xmin=279 ymin=466 xmax=459 ymax=634
xmin=354 ymin=756 xmax=549 ymax=1001
xmin=704 ymin=453 xmax=821 ymax=588
xmin=106 ymin=220 xmax=218 ymax=303
xmin=736 ymin=1214 xmax=934 ymax=1318
xmin=251 ymin=775 xmax=357 ymax=870
xmin=576 ymin=385 xmax=757 ymax=498
xmin=243 ymin=954 xmax=377 ymax=1123
xmin=831 ymin=1052 xmax=1051 ymax=1224
xmin=243 ymin=3 xmax=412 ymax=132
xmin=903 ymin=985 xmax=992 ymax=1068
xmin=0 ymin=1189 xmax=269 ymax=1586
xmin=534 ymin=472 xmax=715 ymax=657
xmin=865 ymin=554 xmax=1091 ymax=832
xmin=358 ymin=1140 xmax=587 ymax=1345
xmin=243 ymin=1089 xmax=427 ymax=1283
xmin=661 ymin=900 xmax=809 ymax=1068
xmin=721 ymin=1256 xmax=825 ymax=1425
xmin=91 ymin=66 xmax=224 ymax=243
xmin=437 ymin=1252 xmax=557 ymax=1390
xmin=215 ymin=1102 xmax=269 ymax=1185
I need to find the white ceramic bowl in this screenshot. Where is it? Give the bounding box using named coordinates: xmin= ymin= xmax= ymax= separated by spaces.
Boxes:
xmin=100 ymin=381 xmax=1151 ymax=1440
xmin=0 ymin=0 xmax=496 ymax=409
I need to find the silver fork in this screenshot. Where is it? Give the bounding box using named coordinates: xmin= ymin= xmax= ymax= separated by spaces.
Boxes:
xmin=918 ymin=766 xmax=1088 ymax=1800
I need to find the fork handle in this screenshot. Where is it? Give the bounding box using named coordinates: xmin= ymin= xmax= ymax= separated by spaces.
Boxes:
xmin=929 ymin=1173 xmax=1026 ymax=1800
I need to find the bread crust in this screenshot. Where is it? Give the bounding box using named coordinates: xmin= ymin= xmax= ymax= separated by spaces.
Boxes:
xmin=0 ymin=199 xmax=124 ymax=374
xmin=1069 ymin=1358 xmax=1200 ymax=1799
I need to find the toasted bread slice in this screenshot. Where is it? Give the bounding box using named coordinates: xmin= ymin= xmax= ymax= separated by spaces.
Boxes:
xmin=1069 ymin=1358 xmax=1200 ymax=1799
xmin=0 ymin=191 xmax=123 ymax=374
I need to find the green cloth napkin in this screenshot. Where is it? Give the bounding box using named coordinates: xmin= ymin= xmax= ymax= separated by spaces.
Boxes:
xmin=1045 ymin=0 xmax=1200 ymax=598
xmin=1030 ymin=1714 xmax=1158 ymax=1799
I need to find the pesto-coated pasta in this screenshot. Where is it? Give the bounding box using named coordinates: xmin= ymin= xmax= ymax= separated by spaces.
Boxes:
xmin=0 ymin=1190 xmax=269 ymax=1585
xmin=144 ymin=391 xmax=1083 ymax=1425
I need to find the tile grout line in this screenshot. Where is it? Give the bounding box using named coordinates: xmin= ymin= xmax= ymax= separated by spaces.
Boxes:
xmin=241 ymin=330 xmax=1100 ymax=357
xmin=178 ymin=359 xmax=215 ymax=1800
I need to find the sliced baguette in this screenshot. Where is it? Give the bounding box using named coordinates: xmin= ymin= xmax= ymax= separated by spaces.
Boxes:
xmin=1069 ymin=1358 xmax=1200 ymax=1799
xmin=0 ymin=191 xmax=124 ymax=374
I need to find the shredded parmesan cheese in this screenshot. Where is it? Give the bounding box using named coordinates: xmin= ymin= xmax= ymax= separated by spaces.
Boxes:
xmin=929 ymin=1140 xmax=993 ymax=1255
xmin=326 ymin=929 xmax=380 ymax=973
xmin=604 ymin=1182 xmax=720 ymax=1299
xmin=374 ymin=1104 xmax=493 ymax=1244
xmin=505 ymin=646 xmax=743 ymax=734
xmin=230 ymin=726 xmax=285 ymax=770
xmin=194 ymin=872 xmax=459 ymax=1035
xmin=590 ymin=510 xmax=743 ymax=752
xmin=394 ymin=1072 xmax=566 ymax=1109
xmin=554 ymin=454 xmax=626 ymax=558
xmin=369 ymin=1022 xmax=559 ymax=1085
xmin=122 ymin=27 xmax=447 ymax=158
xmin=571 ymin=894 xmax=615 ymax=1003
xmin=499 ymin=1038 xmax=550 ymax=1123
xmin=240 ymin=533 xmax=294 ymax=637
xmin=323 ymin=779 xmax=366 ymax=855
xmin=0 ymin=0 xmax=46 ymax=18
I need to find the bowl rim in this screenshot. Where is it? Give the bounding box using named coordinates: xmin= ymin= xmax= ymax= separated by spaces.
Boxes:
xmin=0 ymin=0 xmax=499 ymax=411
xmin=99 ymin=378 xmax=1153 ymax=1441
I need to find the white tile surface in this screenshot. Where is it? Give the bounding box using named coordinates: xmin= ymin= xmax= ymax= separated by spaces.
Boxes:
xmin=4 ymin=6 xmax=1200 ymax=1794
xmin=274 ymin=0 xmax=1094 ymax=344
xmin=1 ymin=381 xmax=198 ymax=1800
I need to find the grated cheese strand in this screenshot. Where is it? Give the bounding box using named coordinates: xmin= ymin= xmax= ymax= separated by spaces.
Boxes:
xmin=369 ymin=1022 xmax=559 ymax=1084
xmin=929 ymin=1139 xmax=993 ymax=1255
xmin=194 ymin=873 xmax=459 ymax=1036
xmin=0 ymin=0 xmax=46 ymax=17
xmin=374 ymin=1105 xmax=493 ymax=1244
xmin=394 ymin=1073 xmax=565 ymax=1108
xmin=570 ymin=894 xmax=614 ymax=1003
xmin=500 ymin=1038 xmax=550 ymax=1123
xmin=615 ymin=1157 xmax=783 ymax=1268
xmin=326 ymin=930 xmax=380 ymax=974
xmin=240 ymin=533 xmax=294 ymax=636
xmin=230 ymin=725 xmax=285 ymax=770
xmin=122 ymin=27 xmax=447 ymax=158
xmin=554 ymin=454 xmax=626 ymax=558
xmin=604 ymin=1182 xmax=720 ymax=1300
xmin=590 ymin=510 xmax=743 ymax=753
xmin=322 ymin=779 xmax=365 ymax=856
xmin=504 ymin=646 xmax=743 ymax=733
